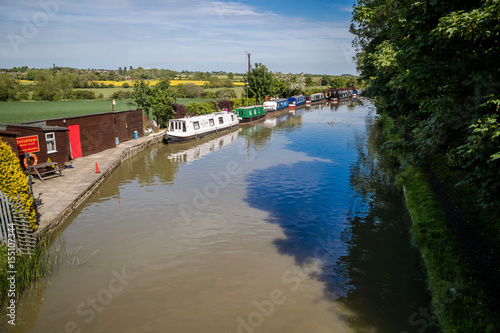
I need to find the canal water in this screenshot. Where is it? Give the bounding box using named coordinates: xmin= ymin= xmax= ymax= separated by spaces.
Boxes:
xmin=2 ymin=101 xmax=435 ymax=333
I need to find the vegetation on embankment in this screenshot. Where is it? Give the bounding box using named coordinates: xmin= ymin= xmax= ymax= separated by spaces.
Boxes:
xmin=397 ymin=166 xmax=497 ymax=332
xmin=376 ymin=114 xmax=499 ymax=332
xmin=354 ymin=1 xmax=500 ymax=328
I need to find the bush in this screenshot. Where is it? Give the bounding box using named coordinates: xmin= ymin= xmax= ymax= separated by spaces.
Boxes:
xmin=173 ymin=103 xmax=188 ymax=118
xmin=109 ymin=90 xmax=132 ymax=100
xmin=0 ymin=140 xmax=36 ymax=230
xmin=69 ymin=90 xmax=97 ymax=100
xmin=215 ymin=89 xmax=237 ymax=99
xmin=231 ymin=98 xmax=256 ymax=109
xmin=186 ymin=101 xmax=217 ymax=116
xmin=122 ymin=82 xmax=130 ymax=88
xmin=217 ymin=100 xmax=234 ymax=111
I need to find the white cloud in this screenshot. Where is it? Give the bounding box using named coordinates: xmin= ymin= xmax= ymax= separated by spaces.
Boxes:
xmin=0 ymin=0 xmax=357 ymax=74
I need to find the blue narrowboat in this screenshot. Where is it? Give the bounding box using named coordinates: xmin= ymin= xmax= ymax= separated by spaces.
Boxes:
xmin=263 ymin=98 xmax=289 ymax=112
xmin=287 ymin=95 xmax=306 ymax=109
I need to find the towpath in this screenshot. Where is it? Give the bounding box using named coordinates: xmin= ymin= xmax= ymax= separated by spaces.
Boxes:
xmin=32 ymin=130 xmax=165 ymax=235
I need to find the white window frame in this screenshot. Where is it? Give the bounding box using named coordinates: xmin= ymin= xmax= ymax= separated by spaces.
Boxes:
xmin=45 ymin=132 xmax=57 ymax=153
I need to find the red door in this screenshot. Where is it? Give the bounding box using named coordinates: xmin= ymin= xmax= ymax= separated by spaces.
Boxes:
xmin=68 ymin=125 xmax=82 ymax=159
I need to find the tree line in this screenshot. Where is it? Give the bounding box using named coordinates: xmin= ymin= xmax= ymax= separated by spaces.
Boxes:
xmin=351 ymin=0 xmax=499 ymax=208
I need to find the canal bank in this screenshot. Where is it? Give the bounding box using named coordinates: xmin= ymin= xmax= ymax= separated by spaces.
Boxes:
xmin=33 ymin=130 xmax=166 ymax=235
xmin=376 ymin=113 xmax=500 ymax=332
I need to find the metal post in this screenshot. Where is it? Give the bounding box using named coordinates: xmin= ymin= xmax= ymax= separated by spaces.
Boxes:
xmin=246 ymin=82 xmax=249 ymax=106
xmin=24 ymin=153 xmax=34 ymax=199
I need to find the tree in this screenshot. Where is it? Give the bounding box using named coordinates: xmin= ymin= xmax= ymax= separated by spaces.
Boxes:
xmin=247 ymin=63 xmax=273 ymax=103
xmin=33 ymin=72 xmax=61 ymax=101
xmin=351 ymin=0 xmax=500 ymax=207
xmin=56 ymin=73 xmax=73 ymax=99
xmin=148 ymin=79 xmax=176 ymax=126
xmin=130 ymin=79 xmax=151 ymax=114
xmin=329 ymin=77 xmax=345 ymax=89
xmin=272 ymin=72 xmax=305 ymax=97
xmin=227 ymin=72 xmax=235 ymax=80
xmin=305 ymin=75 xmax=314 ymax=86
xmin=0 ymin=74 xmax=20 ymax=101
xmin=320 ymin=76 xmax=332 ymax=86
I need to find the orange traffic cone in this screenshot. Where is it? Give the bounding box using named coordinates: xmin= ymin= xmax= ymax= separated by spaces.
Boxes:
xmin=95 ymin=162 xmax=101 ymax=173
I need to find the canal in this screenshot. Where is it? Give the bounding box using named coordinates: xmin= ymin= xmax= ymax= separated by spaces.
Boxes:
xmin=2 ymin=100 xmax=435 ymax=333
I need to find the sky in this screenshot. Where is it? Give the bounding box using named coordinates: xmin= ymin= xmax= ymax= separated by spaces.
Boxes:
xmin=0 ymin=0 xmax=358 ymax=75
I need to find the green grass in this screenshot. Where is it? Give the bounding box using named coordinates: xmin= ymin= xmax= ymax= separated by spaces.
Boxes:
xmin=398 ymin=166 xmax=498 ymax=332
xmin=0 ymin=98 xmax=225 ymax=124
xmin=0 ymin=100 xmax=134 ymax=124
xmin=75 ymin=87 xmax=131 ymax=99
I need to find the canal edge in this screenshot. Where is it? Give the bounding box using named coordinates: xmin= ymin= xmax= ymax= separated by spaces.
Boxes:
xmin=34 ymin=131 xmax=166 ymax=238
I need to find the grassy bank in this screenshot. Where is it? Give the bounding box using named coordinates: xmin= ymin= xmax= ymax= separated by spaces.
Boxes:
xmin=398 ymin=166 xmax=497 ymax=332
xmin=0 ymin=238 xmax=52 ymax=304
xmin=377 ymin=113 xmax=499 ymax=332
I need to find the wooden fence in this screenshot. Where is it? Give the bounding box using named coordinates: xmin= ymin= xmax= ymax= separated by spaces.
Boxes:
xmin=0 ymin=190 xmax=37 ymax=254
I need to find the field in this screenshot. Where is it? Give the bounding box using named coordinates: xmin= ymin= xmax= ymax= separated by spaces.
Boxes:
xmin=0 ymin=99 xmax=220 ymax=124
xmin=20 ymin=79 xmax=246 ymax=87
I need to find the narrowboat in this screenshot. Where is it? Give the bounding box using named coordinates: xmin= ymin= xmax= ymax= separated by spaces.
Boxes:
xmin=263 ymin=98 xmax=289 ymax=112
xmin=165 ymin=111 xmax=239 ymax=142
xmin=305 ymin=93 xmax=326 ymax=105
xmin=235 ymin=105 xmax=265 ymax=123
xmin=326 ymin=88 xmax=353 ymax=102
xmin=288 ymin=95 xmax=306 ymax=109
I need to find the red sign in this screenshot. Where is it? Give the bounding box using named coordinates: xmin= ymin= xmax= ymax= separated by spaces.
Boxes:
xmin=17 ymin=135 xmax=40 ymax=154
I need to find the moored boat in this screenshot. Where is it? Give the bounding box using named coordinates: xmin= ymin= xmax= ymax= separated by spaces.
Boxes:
xmin=165 ymin=111 xmax=239 ymax=142
xmin=288 ymin=95 xmax=306 ymax=109
xmin=326 ymin=88 xmax=353 ymax=102
xmin=263 ymin=98 xmax=289 ymax=112
xmin=305 ymin=92 xmax=326 ymax=105
xmin=235 ymin=105 xmax=265 ymax=122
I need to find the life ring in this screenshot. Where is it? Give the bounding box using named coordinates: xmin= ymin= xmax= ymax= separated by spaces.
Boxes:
xmin=23 ymin=153 xmax=38 ymax=168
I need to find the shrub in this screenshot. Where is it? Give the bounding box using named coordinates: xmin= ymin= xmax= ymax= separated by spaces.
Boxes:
xmin=110 ymin=90 xmax=132 ymax=100
xmin=122 ymin=82 xmax=130 ymax=88
xmin=69 ymin=90 xmax=97 ymax=100
xmin=215 ymin=89 xmax=237 ymax=99
xmin=217 ymin=100 xmax=234 ymax=111
xmin=231 ymin=98 xmax=256 ymax=109
xmin=186 ymin=101 xmax=217 ymax=116
xmin=0 ymin=140 xmax=36 ymax=230
xmin=173 ymin=103 xmax=188 ymax=118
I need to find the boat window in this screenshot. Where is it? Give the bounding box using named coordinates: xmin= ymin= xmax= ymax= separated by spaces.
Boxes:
xmin=193 ymin=121 xmax=200 ymax=130
xmin=209 ymin=118 xmax=215 ymax=126
xmin=170 ymin=122 xmax=174 ymax=131
xmin=183 ymin=122 xmax=186 ymax=132
xmin=231 ymin=114 xmax=234 ymax=121
xmin=219 ymin=117 xmax=224 ymax=124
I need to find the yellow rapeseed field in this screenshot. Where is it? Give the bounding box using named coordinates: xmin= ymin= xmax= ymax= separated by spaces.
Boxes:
xmin=20 ymin=79 xmax=245 ymax=86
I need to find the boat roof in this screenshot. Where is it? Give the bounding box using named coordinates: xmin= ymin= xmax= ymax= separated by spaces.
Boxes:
xmin=236 ymin=105 xmax=263 ymax=109
xmin=170 ymin=111 xmax=232 ymax=122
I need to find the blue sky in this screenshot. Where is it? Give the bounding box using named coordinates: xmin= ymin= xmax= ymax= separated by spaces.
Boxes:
xmin=0 ymin=0 xmax=357 ymax=75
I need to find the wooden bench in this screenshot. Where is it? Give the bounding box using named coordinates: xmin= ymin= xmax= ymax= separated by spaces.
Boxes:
xmin=28 ymin=162 xmax=63 ymax=182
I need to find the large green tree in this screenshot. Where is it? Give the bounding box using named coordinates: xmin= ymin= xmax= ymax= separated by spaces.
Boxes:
xmin=149 ymin=78 xmax=176 ymax=126
xmin=351 ymin=0 xmax=500 ymax=207
xmin=0 ymin=74 xmax=21 ymax=101
xmin=247 ymin=63 xmax=273 ymax=104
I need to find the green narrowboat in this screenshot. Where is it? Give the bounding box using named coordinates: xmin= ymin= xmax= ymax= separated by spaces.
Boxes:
xmin=234 ymin=105 xmax=266 ymax=123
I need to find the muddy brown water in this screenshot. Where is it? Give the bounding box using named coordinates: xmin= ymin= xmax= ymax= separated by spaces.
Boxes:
xmin=1 ymin=101 xmax=436 ymax=333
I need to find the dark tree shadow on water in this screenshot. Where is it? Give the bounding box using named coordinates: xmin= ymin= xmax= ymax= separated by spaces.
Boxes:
xmin=244 ymin=117 xmax=437 ymax=333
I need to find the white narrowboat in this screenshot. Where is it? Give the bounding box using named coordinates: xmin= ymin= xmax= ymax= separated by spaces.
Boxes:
xmin=263 ymin=98 xmax=289 ymax=112
xmin=165 ymin=111 xmax=239 ymax=142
